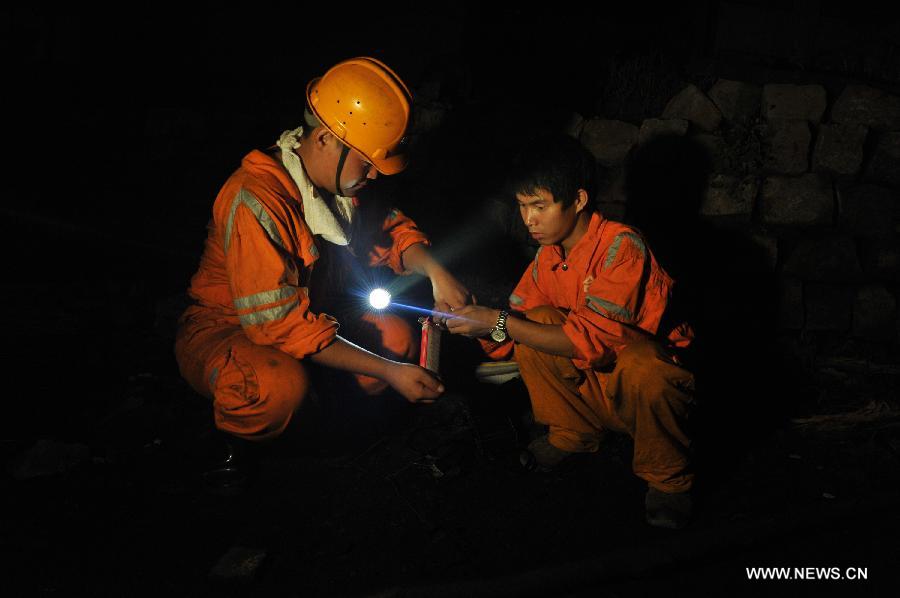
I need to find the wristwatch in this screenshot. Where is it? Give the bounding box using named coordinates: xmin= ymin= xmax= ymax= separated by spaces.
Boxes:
xmin=490 ymin=310 xmax=510 ymax=342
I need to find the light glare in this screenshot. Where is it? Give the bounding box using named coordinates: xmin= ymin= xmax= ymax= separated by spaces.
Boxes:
xmin=369 ymin=288 xmax=391 ymax=310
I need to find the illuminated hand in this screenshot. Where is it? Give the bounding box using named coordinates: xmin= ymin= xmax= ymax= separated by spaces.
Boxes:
xmin=430 ymin=268 xmax=474 ymax=312
xmin=445 ymin=306 xmax=500 ymax=338
xmin=385 ymin=362 xmax=444 ymax=404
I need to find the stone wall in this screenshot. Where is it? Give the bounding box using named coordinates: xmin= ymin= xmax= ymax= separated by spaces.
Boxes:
xmin=576 ymin=80 xmax=900 ymax=362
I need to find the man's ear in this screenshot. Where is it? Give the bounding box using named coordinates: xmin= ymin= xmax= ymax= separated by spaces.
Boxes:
xmin=574 ymin=189 xmax=589 ymax=213
xmin=311 ymin=127 xmax=334 ymax=151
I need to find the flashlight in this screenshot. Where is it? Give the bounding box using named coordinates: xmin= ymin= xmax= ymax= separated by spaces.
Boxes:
xmin=419 ymin=316 xmax=441 ymax=373
xmin=368 ymin=288 xmax=391 ymax=310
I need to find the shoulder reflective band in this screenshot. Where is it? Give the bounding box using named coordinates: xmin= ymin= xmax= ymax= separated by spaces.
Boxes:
xmin=586 ymin=294 xmax=634 ymax=323
xmin=603 ymin=232 xmax=646 ymax=270
xmin=225 ymin=188 xmax=286 ymax=254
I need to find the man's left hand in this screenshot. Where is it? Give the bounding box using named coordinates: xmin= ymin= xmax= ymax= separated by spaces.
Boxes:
xmin=430 ymin=268 xmax=474 ymax=316
xmin=445 ymin=306 xmax=500 ymax=338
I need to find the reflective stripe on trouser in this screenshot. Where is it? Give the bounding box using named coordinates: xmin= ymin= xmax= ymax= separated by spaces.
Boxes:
xmin=514 ymin=306 xmax=696 ymax=493
xmin=174 ymin=311 xmax=416 ymax=441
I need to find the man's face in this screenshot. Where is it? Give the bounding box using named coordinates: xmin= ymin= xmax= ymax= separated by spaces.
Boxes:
xmin=516 ymin=188 xmax=580 ymax=246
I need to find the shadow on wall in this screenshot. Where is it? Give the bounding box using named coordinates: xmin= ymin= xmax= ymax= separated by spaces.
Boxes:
xmin=624 ymin=135 xmax=804 ymax=489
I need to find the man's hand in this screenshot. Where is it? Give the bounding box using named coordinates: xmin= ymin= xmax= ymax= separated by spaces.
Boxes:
xmin=384 ymin=362 xmax=445 ymax=404
xmin=445 ymin=305 xmax=500 ymax=338
xmin=400 ymin=242 xmax=474 ymax=314
xmin=431 ymin=268 xmax=474 ymax=315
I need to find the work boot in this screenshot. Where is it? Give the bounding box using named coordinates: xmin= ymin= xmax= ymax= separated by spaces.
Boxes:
xmin=645 ymin=487 xmax=692 ymax=530
xmin=519 ymin=434 xmax=577 ymax=472
xmin=200 ymin=431 xmax=259 ymax=495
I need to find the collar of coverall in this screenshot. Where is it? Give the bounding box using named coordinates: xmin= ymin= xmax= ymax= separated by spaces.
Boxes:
xmin=277 ymin=126 xmax=357 ymax=246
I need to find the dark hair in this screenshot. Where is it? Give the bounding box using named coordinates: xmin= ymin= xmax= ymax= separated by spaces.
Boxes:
xmin=508 ymin=134 xmax=598 ymax=210
xmin=301 ymin=108 xmax=322 ymax=137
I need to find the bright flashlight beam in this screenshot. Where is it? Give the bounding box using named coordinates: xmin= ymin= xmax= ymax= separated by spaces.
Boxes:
xmin=368 ymin=288 xmax=392 ymax=310
xmin=389 ymin=301 xmax=483 ymax=328
xmin=390 ymin=302 xmax=456 ymax=320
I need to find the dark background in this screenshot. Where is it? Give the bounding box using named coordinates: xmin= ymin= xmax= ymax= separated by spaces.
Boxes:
xmin=3 ymin=2 xmax=723 ymax=436
xmin=3 ymin=2 xmax=900 ymax=596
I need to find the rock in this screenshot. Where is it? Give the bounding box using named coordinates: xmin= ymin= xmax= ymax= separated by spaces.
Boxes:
xmin=580 ymin=119 xmax=639 ymax=167
xmin=700 ymin=174 xmax=758 ymax=222
xmin=762 ymin=119 xmax=811 ymax=175
xmin=782 ymin=236 xmax=864 ymax=282
xmin=638 ymin=118 xmax=689 ymax=145
xmin=831 ymin=85 xmax=900 ymax=132
xmin=748 ymin=232 xmax=779 ymax=271
xmin=564 ymin=112 xmax=585 ymax=138
xmin=720 ymin=118 xmax=767 ymax=175
xmin=760 ymin=175 xmax=833 ymax=229
xmin=837 ymin=184 xmax=897 ymax=240
xmin=804 ymin=283 xmax=855 ymax=331
xmin=762 ymin=84 xmax=827 ymax=122
xmin=662 ymin=84 xmax=723 ymax=132
xmin=209 ymin=546 xmax=267 ymax=583
xmin=709 ymin=79 xmax=762 ymax=122
xmin=812 ymin=123 xmax=868 ymax=178
xmin=597 ymin=164 xmax=628 ymax=204
xmin=863 ymin=132 xmax=900 ymax=188
xmin=778 ymin=276 xmax=804 ymax=329
xmin=693 ymin=133 xmax=730 ymax=173
xmin=852 ymin=284 xmax=898 ymax=340
xmin=9 ymin=439 xmax=91 ymax=480
xmin=857 ymin=237 xmax=900 ymax=281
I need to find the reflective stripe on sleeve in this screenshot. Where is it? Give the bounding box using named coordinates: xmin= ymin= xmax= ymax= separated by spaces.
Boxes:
xmin=603 ymin=232 xmax=646 ymax=270
xmin=586 ymin=294 xmax=634 ymax=323
xmin=532 ymin=246 xmax=542 ymax=282
xmin=509 ymin=293 xmax=525 ymax=306
xmin=238 ymin=298 xmax=299 ymax=327
xmin=225 ymin=188 xmax=286 ymax=254
xmin=233 ymin=286 xmax=298 ymax=311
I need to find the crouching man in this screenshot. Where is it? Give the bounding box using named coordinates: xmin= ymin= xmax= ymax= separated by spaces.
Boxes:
xmin=175 ymin=58 xmax=469 ymax=479
xmin=446 ymin=135 xmax=696 ymax=529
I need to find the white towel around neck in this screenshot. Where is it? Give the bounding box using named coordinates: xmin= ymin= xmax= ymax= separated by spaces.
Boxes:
xmin=277 ymin=127 xmax=357 ymax=246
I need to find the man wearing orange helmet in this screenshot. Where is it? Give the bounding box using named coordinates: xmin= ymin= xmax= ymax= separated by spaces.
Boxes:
xmin=175 ymin=58 xmax=469 ymax=455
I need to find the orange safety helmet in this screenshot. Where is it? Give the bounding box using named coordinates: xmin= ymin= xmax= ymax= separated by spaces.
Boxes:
xmin=306 ymin=57 xmax=413 ymax=176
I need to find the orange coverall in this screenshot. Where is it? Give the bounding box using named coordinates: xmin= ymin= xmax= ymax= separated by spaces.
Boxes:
xmin=175 ymin=150 xmax=429 ymax=440
xmin=483 ymin=212 xmax=696 ymax=493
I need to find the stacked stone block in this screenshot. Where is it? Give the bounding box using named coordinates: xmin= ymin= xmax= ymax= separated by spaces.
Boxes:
xmin=576 ymin=80 xmax=900 ymax=350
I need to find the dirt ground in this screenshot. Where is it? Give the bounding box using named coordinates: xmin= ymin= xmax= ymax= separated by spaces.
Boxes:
xmin=3 ymin=305 xmax=899 ymax=597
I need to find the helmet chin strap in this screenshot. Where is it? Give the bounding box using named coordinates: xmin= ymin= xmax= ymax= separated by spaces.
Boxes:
xmin=334 ymin=143 xmax=351 ymax=196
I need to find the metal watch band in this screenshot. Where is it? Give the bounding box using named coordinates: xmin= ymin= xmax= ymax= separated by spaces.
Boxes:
xmin=495 ymin=310 xmax=509 ymax=333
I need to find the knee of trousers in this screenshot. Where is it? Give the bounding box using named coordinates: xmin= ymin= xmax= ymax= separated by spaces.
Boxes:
xmin=515 ymin=306 xmax=570 ymax=370
xmin=615 ymin=339 xmax=665 ymax=373
xmin=513 ymin=333 xmax=582 ymax=385
xmin=359 ymin=312 xmax=417 ymax=361
xmin=514 ymin=340 xmax=551 ymax=368
xmin=212 ymin=347 xmax=311 ymax=441
xmin=613 ymin=339 xmax=692 ymax=408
